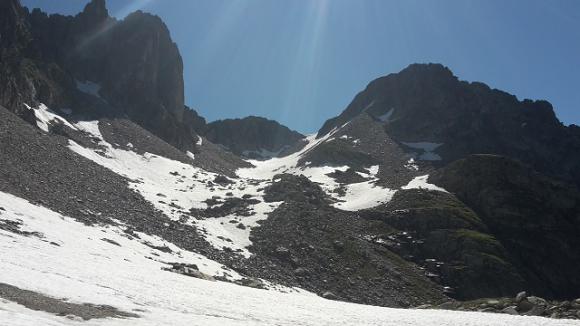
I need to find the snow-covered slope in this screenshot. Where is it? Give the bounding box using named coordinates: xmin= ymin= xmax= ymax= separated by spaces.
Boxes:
xmin=36 ymin=108 xmax=444 ymax=256
xmin=1 ymin=191 xmax=576 ymax=326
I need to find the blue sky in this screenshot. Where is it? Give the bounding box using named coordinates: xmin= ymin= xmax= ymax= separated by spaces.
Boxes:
xmin=22 ymin=0 xmax=580 ymax=133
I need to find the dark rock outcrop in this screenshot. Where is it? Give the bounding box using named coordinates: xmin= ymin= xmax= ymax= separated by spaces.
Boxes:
xmin=203 ymin=116 xmax=305 ymax=159
xmin=430 ymin=154 xmax=580 ymax=299
xmin=360 ymin=189 xmax=526 ymax=300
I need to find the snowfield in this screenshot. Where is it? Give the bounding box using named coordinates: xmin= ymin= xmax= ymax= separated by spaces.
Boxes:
xmin=1 ymin=191 xmax=578 ymax=326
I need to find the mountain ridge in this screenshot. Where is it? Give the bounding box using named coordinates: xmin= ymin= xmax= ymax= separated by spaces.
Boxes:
xmin=1 ymin=0 xmax=580 ymax=323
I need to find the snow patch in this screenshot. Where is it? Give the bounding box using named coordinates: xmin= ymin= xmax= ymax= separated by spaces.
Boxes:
xmin=75 ymin=80 xmax=102 ymax=98
xmin=333 ymin=181 xmax=396 ymax=211
xmin=27 ymin=103 xmax=77 ymax=133
xmin=402 ymin=142 xmax=444 ymax=161
xmin=402 ymin=175 xmax=447 ymax=192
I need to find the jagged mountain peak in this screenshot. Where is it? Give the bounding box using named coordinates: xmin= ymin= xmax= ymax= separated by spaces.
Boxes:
xmin=317 ymin=63 xmax=579 ymax=186
xmin=78 ymin=0 xmax=108 ymax=23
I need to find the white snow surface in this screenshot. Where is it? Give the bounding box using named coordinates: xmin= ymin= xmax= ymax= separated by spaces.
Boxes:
xmin=402 ymin=175 xmax=448 ymax=192
xmin=67 ymin=120 xmax=279 ymax=257
xmin=27 ymin=103 xmax=77 ymax=132
xmin=2 ymin=191 xmax=576 ymax=326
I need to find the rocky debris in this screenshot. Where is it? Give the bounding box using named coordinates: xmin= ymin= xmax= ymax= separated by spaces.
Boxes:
xmin=190 ymin=197 xmax=259 ymax=218
xmin=263 ymin=174 xmax=330 ymax=205
xmin=213 ymin=174 xmax=232 ymax=185
xmin=162 ymin=263 xmax=215 ymax=281
xmin=233 ymin=277 xmax=265 ymax=289
xmin=430 ymin=154 xmax=580 ymax=299
xmin=245 ymin=174 xmax=449 ymax=307
xmin=98 ymin=118 xmax=194 ymax=164
xmin=434 ymin=294 xmax=580 ymax=320
xmin=301 ymin=113 xmax=422 ymax=189
xmin=327 ymin=168 xmax=369 ymax=184
xmin=203 ymin=116 xmax=305 ymax=159
xmin=0 ymin=282 xmax=138 ymax=320
xmin=297 ymin=137 xmax=378 ymax=171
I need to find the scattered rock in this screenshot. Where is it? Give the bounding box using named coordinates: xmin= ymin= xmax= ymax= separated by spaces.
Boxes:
xmin=234 ymin=278 xmax=265 ymax=289
xmin=162 ymin=263 xmax=215 ymax=281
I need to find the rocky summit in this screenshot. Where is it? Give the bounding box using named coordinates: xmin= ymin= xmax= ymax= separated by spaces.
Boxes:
xmin=0 ymin=1 xmax=579 ymax=325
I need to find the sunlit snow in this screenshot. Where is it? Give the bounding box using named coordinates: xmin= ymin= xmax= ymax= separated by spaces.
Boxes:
xmin=1 ymin=191 xmax=574 ymax=326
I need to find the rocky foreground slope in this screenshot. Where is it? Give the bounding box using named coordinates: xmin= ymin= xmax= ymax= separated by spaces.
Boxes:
xmin=1 ymin=0 xmax=580 ymax=324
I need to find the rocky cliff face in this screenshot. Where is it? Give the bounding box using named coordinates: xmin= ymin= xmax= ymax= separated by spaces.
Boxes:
xmin=318 ymin=63 xmax=580 ymax=186
xmin=203 ymin=116 xmax=305 ymax=159
xmin=430 ymin=154 xmax=580 ymax=299
xmin=0 ymin=0 xmax=201 ymax=151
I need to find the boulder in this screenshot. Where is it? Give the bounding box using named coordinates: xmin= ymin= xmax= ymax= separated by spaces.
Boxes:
xmin=502 ymin=306 xmax=519 ymax=315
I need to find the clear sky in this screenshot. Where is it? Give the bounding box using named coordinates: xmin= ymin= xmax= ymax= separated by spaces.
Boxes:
xmin=22 ymin=0 xmax=580 ymax=133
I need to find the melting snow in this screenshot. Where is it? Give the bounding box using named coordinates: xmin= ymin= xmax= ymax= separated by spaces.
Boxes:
xmin=402 ymin=175 xmax=447 ymax=192
xmin=27 ymin=103 xmax=77 ymax=132
xmin=2 ymin=191 xmax=570 ymax=325
xmin=241 ymin=147 xmax=286 ymax=159
xmin=67 ymin=120 xmax=276 ymax=257
xmin=402 ymin=142 xmax=444 ymax=161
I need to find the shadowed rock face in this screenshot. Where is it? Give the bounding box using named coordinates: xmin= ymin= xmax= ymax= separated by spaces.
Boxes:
xmin=430 ymin=154 xmax=580 ymax=299
xmin=203 ymin=116 xmax=305 ymax=159
xmin=0 ymin=0 xmax=200 ymax=151
xmin=360 ymin=189 xmax=526 ymax=300
xmin=318 ymin=63 xmax=580 ymax=186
